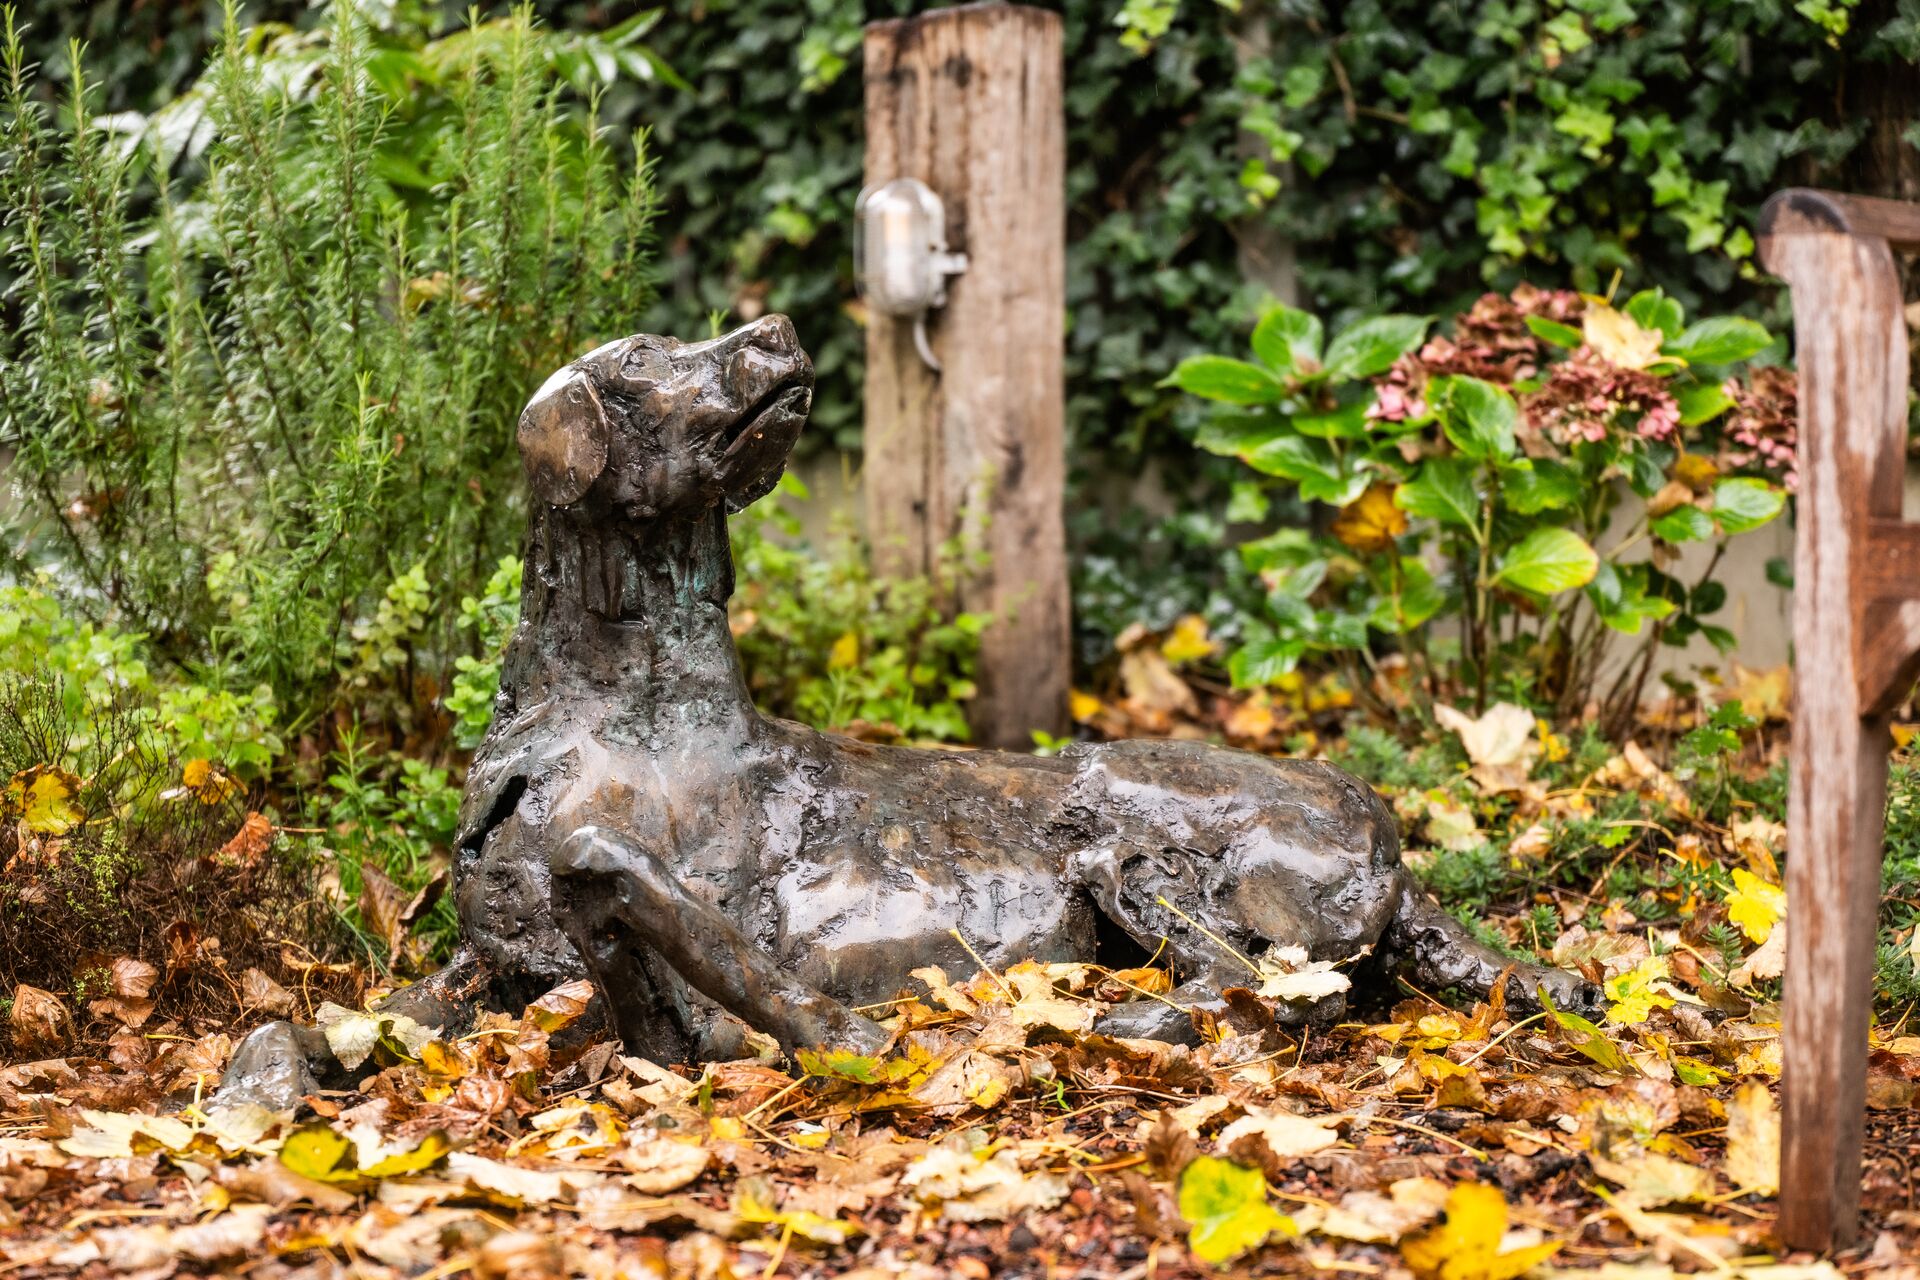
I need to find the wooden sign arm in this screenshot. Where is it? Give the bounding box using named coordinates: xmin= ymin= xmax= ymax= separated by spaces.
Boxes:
xmin=1860 ymin=520 xmax=1920 ymax=717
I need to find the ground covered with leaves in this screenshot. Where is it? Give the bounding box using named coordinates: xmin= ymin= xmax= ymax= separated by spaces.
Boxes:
xmin=5 ymin=930 xmax=1920 ymax=1279
xmin=9 ymin=627 xmax=1920 ymax=1276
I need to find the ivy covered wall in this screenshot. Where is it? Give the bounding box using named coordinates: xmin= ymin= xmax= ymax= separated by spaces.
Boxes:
xmin=623 ymin=0 xmax=1901 ymax=471
xmin=25 ymin=0 xmax=1915 ymax=473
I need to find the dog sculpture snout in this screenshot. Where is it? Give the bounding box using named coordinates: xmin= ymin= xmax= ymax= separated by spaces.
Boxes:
xmin=518 ymin=315 xmax=813 ymax=517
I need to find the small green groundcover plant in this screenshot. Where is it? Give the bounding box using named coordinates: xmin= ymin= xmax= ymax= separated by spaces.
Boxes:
xmin=1168 ymin=284 xmax=1794 ymax=728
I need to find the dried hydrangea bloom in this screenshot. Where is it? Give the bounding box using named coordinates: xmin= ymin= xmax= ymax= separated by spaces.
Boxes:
xmin=1521 ymin=350 xmax=1680 ymax=447
xmin=1722 ymin=365 xmax=1799 ymax=490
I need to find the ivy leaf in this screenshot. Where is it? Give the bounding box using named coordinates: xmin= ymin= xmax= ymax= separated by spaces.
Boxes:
xmin=1712 ymin=476 xmax=1785 ymax=534
xmin=1523 ymin=315 xmax=1583 ymax=348
xmin=1429 ymin=375 xmax=1517 ymax=459
xmin=1322 ymin=314 xmax=1428 ymax=380
xmin=1494 ymin=528 xmax=1597 ymax=595
xmin=1164 ymin=356 xmax=1285 ymax=405
xmin=1664 ymin=316 xmax=1770 ymax=366
xmin=1395 ymin=459 xmax=1482 ymax=533
xmin=1251 ymin=304 xmax=1323 ymax=372
xmin=1177 ymin=1155 xmax=1295 ymax=1265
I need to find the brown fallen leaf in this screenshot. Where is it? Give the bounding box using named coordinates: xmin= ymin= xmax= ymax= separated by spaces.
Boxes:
xmin=214 ymin=1158 xmax=358 ymax=1211
xmin=240 ymin=967 xmax=297 ymax=1016
xmin=359 ymin=862 xmax=407 ymax=956
xmin=525 ymin=978 xmax=595 ymax=1032
xmin=400 ymin=865 xmax=450 ymax=930
xmin=475 ymin=1229 xmax=565 ymax=1280
xmin=219 ymin=811 xmax=275 ymax=863
xmin=9 ymin=984 xmax=71 ymax=1054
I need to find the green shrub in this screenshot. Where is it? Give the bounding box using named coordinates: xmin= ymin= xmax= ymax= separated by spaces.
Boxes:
xmin=1170 ymin=285 xmax=1792 ymax=725
xmin=0 ymin=0 xmax=656 ymax=730
xmin=446 ymin=556 xmax=523 ymax=751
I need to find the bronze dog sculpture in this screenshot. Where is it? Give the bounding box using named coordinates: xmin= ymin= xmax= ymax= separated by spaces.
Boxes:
xmin=219 ymin=316 xmax=1597 ymax=1106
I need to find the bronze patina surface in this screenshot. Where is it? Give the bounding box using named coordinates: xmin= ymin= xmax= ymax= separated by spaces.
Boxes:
xmin=219 ymin=317 xmax=1599 ymax=1107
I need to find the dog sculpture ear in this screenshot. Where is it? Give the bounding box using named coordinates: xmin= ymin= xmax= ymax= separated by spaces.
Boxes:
xmin=518 ymin=365 xmax=611 ymax=507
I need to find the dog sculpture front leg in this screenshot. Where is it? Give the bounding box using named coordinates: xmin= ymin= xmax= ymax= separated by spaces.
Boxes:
xmin=549 ymin=826 xmax=889 ymax=1058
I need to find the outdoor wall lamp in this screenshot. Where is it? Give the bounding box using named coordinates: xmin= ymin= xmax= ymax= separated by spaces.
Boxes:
xmin=854 ymin=177 xmax=967 ymax=373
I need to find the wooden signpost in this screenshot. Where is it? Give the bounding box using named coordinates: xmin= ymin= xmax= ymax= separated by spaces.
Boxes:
xmin=1757 ymin=187 xmax=1920 ymax=1251
xmin=861 ymin=3 xmax=1070 ymax=750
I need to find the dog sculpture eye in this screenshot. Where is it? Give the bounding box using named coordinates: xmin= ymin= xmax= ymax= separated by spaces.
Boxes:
xmin=616 ymin=342 xmax=671 ymax=390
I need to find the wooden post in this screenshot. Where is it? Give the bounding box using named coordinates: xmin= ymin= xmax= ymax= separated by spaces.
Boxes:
xmin=1757 ymin=188 xmax=1920 ymax=1252
xmin=862 ymin=3 xmax=1069 ymax=750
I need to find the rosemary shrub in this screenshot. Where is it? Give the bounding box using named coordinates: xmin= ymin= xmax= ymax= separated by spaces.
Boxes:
xmin=0 ymin=1 xmax=655 ymax=727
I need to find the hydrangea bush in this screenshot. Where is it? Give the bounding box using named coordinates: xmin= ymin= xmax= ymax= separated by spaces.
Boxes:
xmin=1169 ymin=285 xmax=1795 ymax=728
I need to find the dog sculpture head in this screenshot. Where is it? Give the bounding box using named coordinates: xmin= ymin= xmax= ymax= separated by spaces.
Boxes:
xmin=518 ymin=315 xmax=813 ymax=520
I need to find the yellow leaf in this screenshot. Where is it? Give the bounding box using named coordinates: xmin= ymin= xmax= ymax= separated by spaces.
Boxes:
xmin=1068 ymin=689 xmax=1104 ymax=723
xmin=1401 ymin=1182 xmax=1561 ymax=1280
xmin=1177 ymin=1156 xmax=1295 ymax=1266
xmin=180 ymin=757 xmax=239 ymax=804
xmin=1726 ymin=662 xmax=1790 ymax=722
xmin=1726 ymin=869 xmax=1786 ymax=945
xmin=361 ymin=1130 xmax=450 ymax=1178
xmin=1605 ymin=955 xmax=1677 ymax=1026
xmin=1108 ymin=965 xmax=1172 ymax=995
xmin=1672 ymin=452 xmax=1719 ymax=491
xmin=828 ymin=631 xmax=860 ymax=670
xmin=1583 ymin=305 xmax=1666 ymax=371
xmin=1587 ymin=1148 xmax=1716 ymax=1206
xmin=6 ymin=765 xmax=84 ymax=835
xmin=1332 ymin=482 xmax=1409 ymax=553
xmin=277 ymin=1124 xmax=359 ymax=1185
xmin=1724 ymin=1081 xmax=1780 ymax=1194
xmin=1160 ymin=614 xmax=1215 ymax=666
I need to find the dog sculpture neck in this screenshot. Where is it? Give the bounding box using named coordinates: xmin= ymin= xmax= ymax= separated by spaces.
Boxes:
xmin=491 ymin=314 xmax=813 ymax=743
xmin=504 ymin=503 xmax=753 ymax=737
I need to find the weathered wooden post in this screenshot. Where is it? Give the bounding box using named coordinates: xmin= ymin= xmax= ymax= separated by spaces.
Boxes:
xmin=1757 ymin=188 xmax=1920 ymax=1251
xmin=861 ymin=3 xmax=1069 ymax=749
